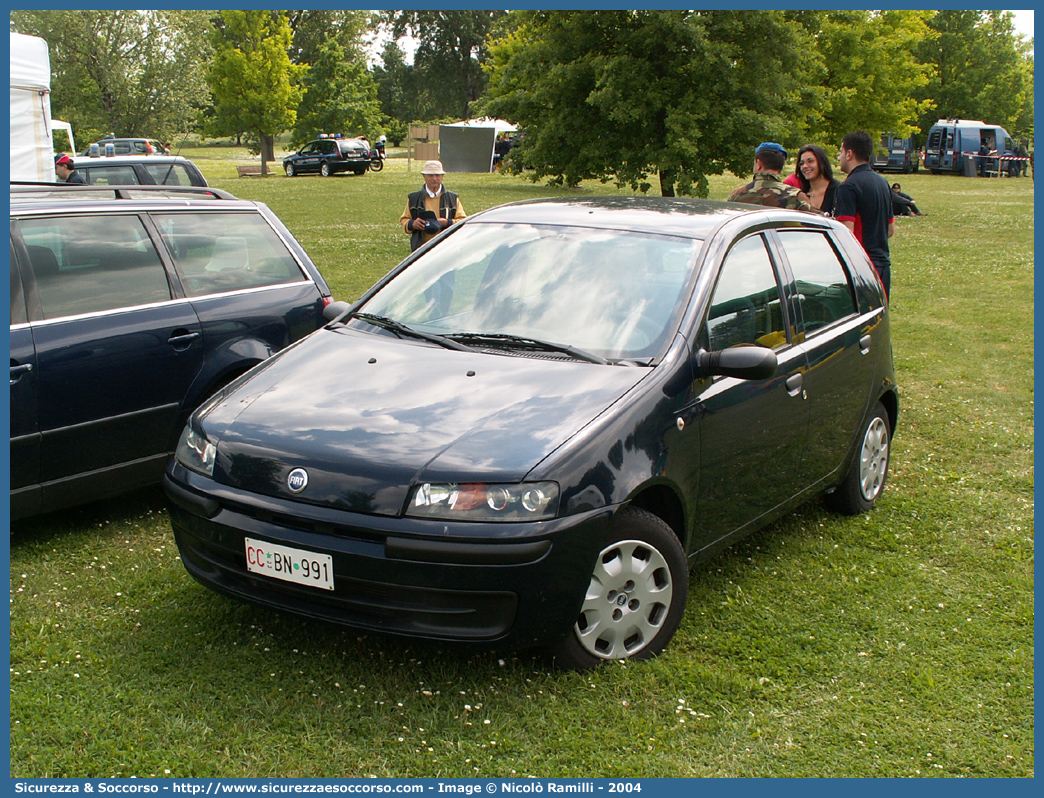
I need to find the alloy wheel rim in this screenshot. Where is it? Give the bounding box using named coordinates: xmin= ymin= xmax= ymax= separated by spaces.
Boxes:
xmin=859 ymin=417 xmax=889 ymax=502
xmin=574 ymin=539 xmax=673 ymax=659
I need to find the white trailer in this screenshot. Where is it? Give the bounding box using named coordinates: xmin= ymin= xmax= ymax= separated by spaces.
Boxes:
xmin=11 ymin=31 xmax=58 ymax=182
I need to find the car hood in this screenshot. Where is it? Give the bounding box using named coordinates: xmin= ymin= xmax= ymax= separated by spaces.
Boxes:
xmin=200 ymin=327 xmax=650 ymax=515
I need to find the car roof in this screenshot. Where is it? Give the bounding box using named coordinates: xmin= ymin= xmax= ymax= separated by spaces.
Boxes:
xmin=9 ymin=184 xmax=247 ymax=213
xmin=72 ymin=154 xmax=195 ymax=165
xmin=466 ymin=196 xmax=800 ymax=239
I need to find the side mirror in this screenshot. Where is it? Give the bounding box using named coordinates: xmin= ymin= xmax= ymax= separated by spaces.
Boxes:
xmin=323 ymin=300 xmax=351 ymax=322
xmin=696 ymin=347 xmax=777 ymax=381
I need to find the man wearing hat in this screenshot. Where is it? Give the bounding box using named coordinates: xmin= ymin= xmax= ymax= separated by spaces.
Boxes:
xmin=399 ymin=160 xmax=467 ymax=251
xmin=727 ymin=143 xmax=812 ymax=211
xmin=54 ymin=154 xmax=87 ymax=184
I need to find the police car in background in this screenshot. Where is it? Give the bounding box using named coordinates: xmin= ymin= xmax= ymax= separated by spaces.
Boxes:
xmin=282 ymin=134 xmax=371 ymax=177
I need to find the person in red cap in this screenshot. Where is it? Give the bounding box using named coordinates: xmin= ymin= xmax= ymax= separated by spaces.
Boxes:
xmin=54 ymin=154 xmax=86 ymax=184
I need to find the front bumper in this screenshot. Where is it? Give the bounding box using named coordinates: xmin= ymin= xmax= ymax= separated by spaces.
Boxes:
xmin=163 ymin=462 xmax=615 ymax=649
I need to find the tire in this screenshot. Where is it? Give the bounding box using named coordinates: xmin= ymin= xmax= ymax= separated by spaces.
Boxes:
xmin=284 ymin=163 xmax=295 ymax=177
xmin=320 ymin=162 xmax=331 ymax=177
xmin=369 ymin=158 xmax=384 ymax=172
xmin=826 ymin=402 xmax=891 ymax=515
xmin=547 ymin=507 xmax=688 ymax=669
xmin=353 ymin=167 xmax=367 ymax=176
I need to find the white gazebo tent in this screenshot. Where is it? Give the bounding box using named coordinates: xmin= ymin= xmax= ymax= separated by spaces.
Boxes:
xmin=11 ymin=31 xmax=57 ymax=182
xmin=438 ymin=118 xmax=518 ymax=172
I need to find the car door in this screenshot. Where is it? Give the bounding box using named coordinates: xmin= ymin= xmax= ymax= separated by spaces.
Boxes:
xmin=9 ymin=234 xmax=41 ymax=519
xmin=298 ymin=143 xmax=320 ymax=172
xmin=688 ymin=232 xmax=810 ymax=551
xmin=13 ymin=212 xmax=205 ymax=512
xmin=770 ymin=228 xmax=878 ymax=485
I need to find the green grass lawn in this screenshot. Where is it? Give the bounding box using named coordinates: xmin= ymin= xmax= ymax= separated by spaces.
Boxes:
xmin=9 ymin=155 xmax=1034 ymax=778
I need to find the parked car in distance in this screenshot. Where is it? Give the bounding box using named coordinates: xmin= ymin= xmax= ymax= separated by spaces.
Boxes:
xmin=164 ymin=197 xmax=897 ymax=669
xmin=81 ymin=137 xmax=166 ymax=156
xmin=9 ymin=184 xmax=334 ymax=521
xmin=283 ymin=136 xmax=371 ymax=177
xmin=72 ymin=154 xmax=208 ymax=187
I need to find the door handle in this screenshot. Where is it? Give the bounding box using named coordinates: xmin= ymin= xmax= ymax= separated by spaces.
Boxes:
xmin=859 ymin=334 xmax=872 ymax=355
xmin=168 ymin=331 xmax=201 ymax=349
xmin=10 ymin=362 xmax=32 ymax=384
xmin=785 ymin=373 xmax=803 ymax=397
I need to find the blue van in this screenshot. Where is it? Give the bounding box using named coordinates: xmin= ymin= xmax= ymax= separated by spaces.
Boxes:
xmin=872 ymin=133 xmax=919 ymax=174
xmin=923 ymin=119 xmax=1020 ymax=176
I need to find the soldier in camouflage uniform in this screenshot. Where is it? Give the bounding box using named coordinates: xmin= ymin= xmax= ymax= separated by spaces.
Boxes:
xmin=728 ymin=142 xmax=814 ymax=212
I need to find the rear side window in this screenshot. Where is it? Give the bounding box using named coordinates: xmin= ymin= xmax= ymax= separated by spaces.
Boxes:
xmin=142 ymin=163 xmax=194 ymax=186
xmin=152 ymin=213 xmax=306 ymax=297
xmin=11 ymin=240 xmax=27 ymax=325
xmin=17 ymin=215 xmax=171 ymax=319
xmin=776 ymin=230 xmax=858 ymax=332
xmin=85 ymin=165 xmax=140 ymax=185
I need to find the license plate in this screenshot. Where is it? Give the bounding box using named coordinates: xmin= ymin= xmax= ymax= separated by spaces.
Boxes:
xmin=245 ymin=537 xmax=334 ymax=591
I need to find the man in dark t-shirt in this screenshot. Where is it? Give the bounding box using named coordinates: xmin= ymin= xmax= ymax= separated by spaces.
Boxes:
xmin=835 ymin=130 xmax=895 ymax=297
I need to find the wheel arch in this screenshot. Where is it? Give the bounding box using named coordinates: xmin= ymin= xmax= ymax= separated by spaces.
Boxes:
xmin=623 ymin=482 xmax=688 ymax=552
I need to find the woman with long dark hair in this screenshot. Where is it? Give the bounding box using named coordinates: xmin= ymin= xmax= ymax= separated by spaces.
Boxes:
xmin=794 ymin=144 xmax=840 ymax=216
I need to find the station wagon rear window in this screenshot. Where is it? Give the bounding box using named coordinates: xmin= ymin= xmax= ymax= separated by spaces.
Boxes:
xmin=152 ymin=213 xmax=307 ymax=297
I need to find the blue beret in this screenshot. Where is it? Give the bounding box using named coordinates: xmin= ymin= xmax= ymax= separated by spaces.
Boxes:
xmin=756 ymin=142 xmax=788 ymax=158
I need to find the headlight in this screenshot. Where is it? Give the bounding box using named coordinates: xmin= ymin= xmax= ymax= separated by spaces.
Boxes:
xmin=407 ymin=482 xmax=560 ymax=522
xmin=175 ymin=426 xmax=216 ymax=477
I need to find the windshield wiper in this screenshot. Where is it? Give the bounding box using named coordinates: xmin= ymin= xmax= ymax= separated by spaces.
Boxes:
xmin=352 ymin=313 xmax=474 ymax=352
xmin=446 ymin=332 xmax=610 ymax=365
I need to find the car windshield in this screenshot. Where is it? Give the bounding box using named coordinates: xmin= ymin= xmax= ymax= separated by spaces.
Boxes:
xmin=358 ymin=222 xmax=703 ymax=362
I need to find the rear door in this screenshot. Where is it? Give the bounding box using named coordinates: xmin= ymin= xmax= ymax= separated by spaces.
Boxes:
xmin=14 ymin=212 xmax=205 ymax=509
xmin=770 ymin=228 xmax=877 ymax=486
xmin=9 ymin=232 xmax=41 ymax=519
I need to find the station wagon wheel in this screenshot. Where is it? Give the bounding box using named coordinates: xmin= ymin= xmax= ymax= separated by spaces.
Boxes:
xmin=285 ymin=163 xmax=295 ymax=177
xmin=826 ymin=401 xmax=891 ymax=515
xmin=548 ymin=507 xmax=688 ymax=669
xmin=320 ymin=162 xmax=332 ymax=177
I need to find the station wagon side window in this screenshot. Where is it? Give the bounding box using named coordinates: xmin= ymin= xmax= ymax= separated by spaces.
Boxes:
xmin=10 ymin=240 xmax=27 ymax=326
xmin=152 ymin=213 xmax=306 ymax=297
xmin=705 ymin=234 xmax=787 ymax=351
xmin=776 ymin=230 xmax=858 ymax=333
xmin=16 ymin=215 xmax=172 ymax=319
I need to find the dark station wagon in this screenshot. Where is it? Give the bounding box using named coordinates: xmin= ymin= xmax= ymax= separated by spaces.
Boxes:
xmin=164 ymin=197 xmax=897 ymax=668
xmin=282 ymin=137 xmax=371 ymax=177
xmin=9 ymin=184 xmax=333 ymax=520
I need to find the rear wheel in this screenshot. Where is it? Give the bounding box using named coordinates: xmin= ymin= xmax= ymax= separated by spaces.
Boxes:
xmin=369 ymin=158 xmax=384 ymax=172
xmin=826 ymin=402 xmax=891 ymax=515
xmin=284 ymin=163 xmax=295 ymax=177
xmin=547 ymin=507 xmax=688 ymax=669
xmin=320 ymin=162 xmax=331 ymax=177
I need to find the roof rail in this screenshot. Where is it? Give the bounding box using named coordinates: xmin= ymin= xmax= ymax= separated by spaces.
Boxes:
xmin=9 ymin=182 xmax=237 ymax=200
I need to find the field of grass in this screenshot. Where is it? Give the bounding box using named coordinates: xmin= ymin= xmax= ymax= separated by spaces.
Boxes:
xmin=8 ymin=152 xmax=1034 ymax=778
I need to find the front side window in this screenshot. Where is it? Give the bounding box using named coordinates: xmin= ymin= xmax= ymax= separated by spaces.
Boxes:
xmin=153 ymin=213 xmax=306 ymax=297
xmin=776 ymin=230 xmax=857 ymax=332
xmin=17 ymin=215 xmax=171 ymax=319
xmin=706 ymin=235 xmax=787 ymax=351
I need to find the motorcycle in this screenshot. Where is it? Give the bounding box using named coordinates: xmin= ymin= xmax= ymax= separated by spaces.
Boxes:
xmin=367 ymin=148 xmax=384 ymax=172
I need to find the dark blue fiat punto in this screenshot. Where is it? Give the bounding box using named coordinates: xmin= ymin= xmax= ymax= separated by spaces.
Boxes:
xmin=164 ymin=197 xmax=897 ymax=668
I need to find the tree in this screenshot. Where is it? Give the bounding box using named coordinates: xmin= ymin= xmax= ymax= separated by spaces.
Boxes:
xmin=286 ymin=9 xmax=371 ymax=66
xmin=480 ymin=10 xmax=812 ymax=196
xmin=206 ymin=11 xmax=305 ymax=173
xmin=290 ymin=39 xmax=382 ymax=148
xmin=384 ymin=10 xmax=505 ymax=119
xmin=373 ymin=40 xmax=427 ymax=124
xmin=802 ymin=10 xmax=933 ymax=147
xmin=915 ymin=10 xmax=1033 ymax=138
xmin=10 ymin=10 xmax=211 ymax=145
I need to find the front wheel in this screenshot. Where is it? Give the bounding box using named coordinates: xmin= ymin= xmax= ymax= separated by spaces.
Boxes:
xmin=826 ymin=402 xmax=891 ymax=515
xmin=284 ymin=163 xmax=295 ymax=177
xmin=547 ymin=507 xmax=688 ymax=669
xmin=368 ymin=158 xmax=384 ymax=172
